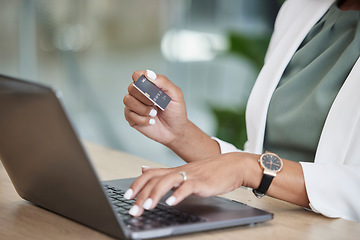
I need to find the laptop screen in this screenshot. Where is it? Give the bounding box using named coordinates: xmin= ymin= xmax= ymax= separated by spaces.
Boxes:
xmin=0 ymin=74 xmax=125 ymax=238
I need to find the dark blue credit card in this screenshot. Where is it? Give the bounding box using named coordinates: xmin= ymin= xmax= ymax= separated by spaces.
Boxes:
xmin=133 ymin=75 xmax=171 ymax=111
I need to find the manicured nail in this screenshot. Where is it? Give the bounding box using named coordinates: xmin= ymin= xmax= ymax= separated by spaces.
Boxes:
xmin=165 ymin=196 xmax=176 ymax=206
xmin=129 ymin=205 xmax=140 ymax=216
xmin=146 ymin=69 xmax=157 ymax=81
xmin=124 ymin=188 xmax=133 ymax=200
xmin=142 ymin=166 xmax=151 ymax=173
xmin=143 ymin=198 xmax=153 ymax=210
xmin=149 ymin=119 xmax=155 ymax=125
xmin=149 ymin=108 xmax=157 ymax=117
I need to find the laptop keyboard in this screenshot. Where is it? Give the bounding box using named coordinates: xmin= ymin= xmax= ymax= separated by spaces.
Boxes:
xmin=104 ymin=185 xmax=204 ymax=231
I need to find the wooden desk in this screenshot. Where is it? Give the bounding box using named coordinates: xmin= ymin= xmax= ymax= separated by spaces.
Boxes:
xmin=1 ymin=141 xmax=359 ymax=240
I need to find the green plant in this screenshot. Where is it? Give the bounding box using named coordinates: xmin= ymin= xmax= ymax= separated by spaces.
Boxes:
xmin=210 ymin=0 xmax=285 ymax=150
xmin=211 ymin=106 xmax=247 ymax=149
xmin=228 ymin=32 xmax=271 ymax=71
xmin=210 ymin=33 xmax=271 ymax=149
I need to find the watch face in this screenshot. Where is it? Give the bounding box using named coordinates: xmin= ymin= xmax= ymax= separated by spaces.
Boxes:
xmin=260 ymin=153 xmax=283 ymax=172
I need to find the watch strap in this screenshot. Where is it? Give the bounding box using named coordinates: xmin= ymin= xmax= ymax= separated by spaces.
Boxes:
xmin=252 ymin=174 xmax=274 ymax=198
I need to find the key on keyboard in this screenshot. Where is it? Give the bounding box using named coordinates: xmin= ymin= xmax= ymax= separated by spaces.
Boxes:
xmin=104 ymin=185 xmax=204 ymax=231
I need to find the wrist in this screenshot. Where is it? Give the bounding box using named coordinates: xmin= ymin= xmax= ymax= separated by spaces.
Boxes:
xmin=166 ymin=120 xmax=220 ymax=162
xmin=240 ymin=153 xmax=263 ymax=190
xmin=166 ymin=120 xmax=193 ymax=150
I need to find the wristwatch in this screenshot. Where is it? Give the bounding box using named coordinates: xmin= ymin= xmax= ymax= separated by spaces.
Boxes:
xmin=253 ymin=152 xmax=283 ymax=198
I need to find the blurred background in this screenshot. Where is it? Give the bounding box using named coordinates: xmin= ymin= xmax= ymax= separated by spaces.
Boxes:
xmin=0 ymin=0 xmax=282 ymax=167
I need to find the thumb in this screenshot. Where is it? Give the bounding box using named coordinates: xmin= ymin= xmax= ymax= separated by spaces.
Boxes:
xmin=132 ymin=70 xmax=183 ymax=102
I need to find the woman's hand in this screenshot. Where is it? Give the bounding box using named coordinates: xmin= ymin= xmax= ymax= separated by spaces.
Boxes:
xmin=123 ymin=70 xmax=189 ymax=146
xmin=123 ymin=152 xmax=262 ymax=217
xmin=124 ymin=70 xmax=221 ymax=162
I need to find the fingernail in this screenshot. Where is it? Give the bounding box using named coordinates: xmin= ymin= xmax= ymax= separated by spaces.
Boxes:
xmin=165 ymin=196 xmax=176 ymax=206
xmin=149 ymin=108 xmax=157 ymax=117
xmin=143 ymin=198 xmax=153 ymax=210
xmin=149 ymin=119 xmax=155 ymax=125
xmin=129 ymin=205 xmax=140 ymax=216
xmin=124 ymin=188 xmax=133 ymax=200
xmin=142 ymin=166 xmax=151 ymax=173
xmin=146 ymin=69 xmax=157 ymax=81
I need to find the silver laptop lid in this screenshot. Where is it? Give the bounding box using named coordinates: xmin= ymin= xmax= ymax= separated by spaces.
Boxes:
xmin=0 ymin=74 xmax=127 ymax=239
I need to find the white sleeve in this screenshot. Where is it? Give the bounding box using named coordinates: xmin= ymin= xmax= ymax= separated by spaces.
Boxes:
xmin=300 ymin=162 xmax=360 ymax=222
xmin=211 ymin=137 xmax=242 ymax=154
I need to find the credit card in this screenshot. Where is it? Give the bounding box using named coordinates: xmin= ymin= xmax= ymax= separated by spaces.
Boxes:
xmin=133 ymin=75 xmax=172 ymax=111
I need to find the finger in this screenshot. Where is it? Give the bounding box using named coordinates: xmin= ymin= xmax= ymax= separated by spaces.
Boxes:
xmin=124 ymin=107 xmax=155 ymax=127
xmin=132 ymin=70 xmax=183 ymax=102
xmin=148 ymin=74 xmax=183 ymax=102
xmin=139 ymin=171 xmax=186 ymax=211
xmin=132 ymin=177 xmax=161 ymax=214
xmin=125 ymin=168 xmax=169 ymax=200
xmin=141 ymin=166 xmax=152 ymax=173
xmin=131 ymin=69 xmax=157 ymax=83
xmin=128 ymin=83 xmax=155 ymax=107
xmin=128 ymin=204 xmax=144 ymax=217
xmin=165 ymin=181 xmax=195 ymax=206
xmin=145 ymin=69 xmax=157 ymax=82
xmin=132 ymin=70 xmax=147 ymax=83
xmin=123 ymin=94 xmax=157 ymax=118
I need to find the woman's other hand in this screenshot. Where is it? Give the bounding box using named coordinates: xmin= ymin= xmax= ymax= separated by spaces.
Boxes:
xmin=123 ymin=152 xmax=262 ymax=217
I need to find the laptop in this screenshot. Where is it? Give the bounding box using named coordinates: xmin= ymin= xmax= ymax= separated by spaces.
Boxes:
xmin=0 ymin=74 xmax=273 ymax=239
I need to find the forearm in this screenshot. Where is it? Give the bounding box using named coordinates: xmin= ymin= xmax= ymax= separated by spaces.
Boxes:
xmin=166 ymin=120 xmax=221 ymax=163
xmin=244 ymin=154 xmax=309 ymax=207
xmin=267 ymin=159 xmax=309 ymax=207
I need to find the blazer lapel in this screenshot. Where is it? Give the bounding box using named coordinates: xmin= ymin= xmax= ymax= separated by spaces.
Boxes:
xmin=315 ymin=57 xmax=360 ymax=164
xmin=245 ymin=0 xmax=335 ymax=154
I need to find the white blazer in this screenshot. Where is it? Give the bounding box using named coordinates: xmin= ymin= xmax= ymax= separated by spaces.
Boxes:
xmin=215 ymin=0 xmax=360 ymax=222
